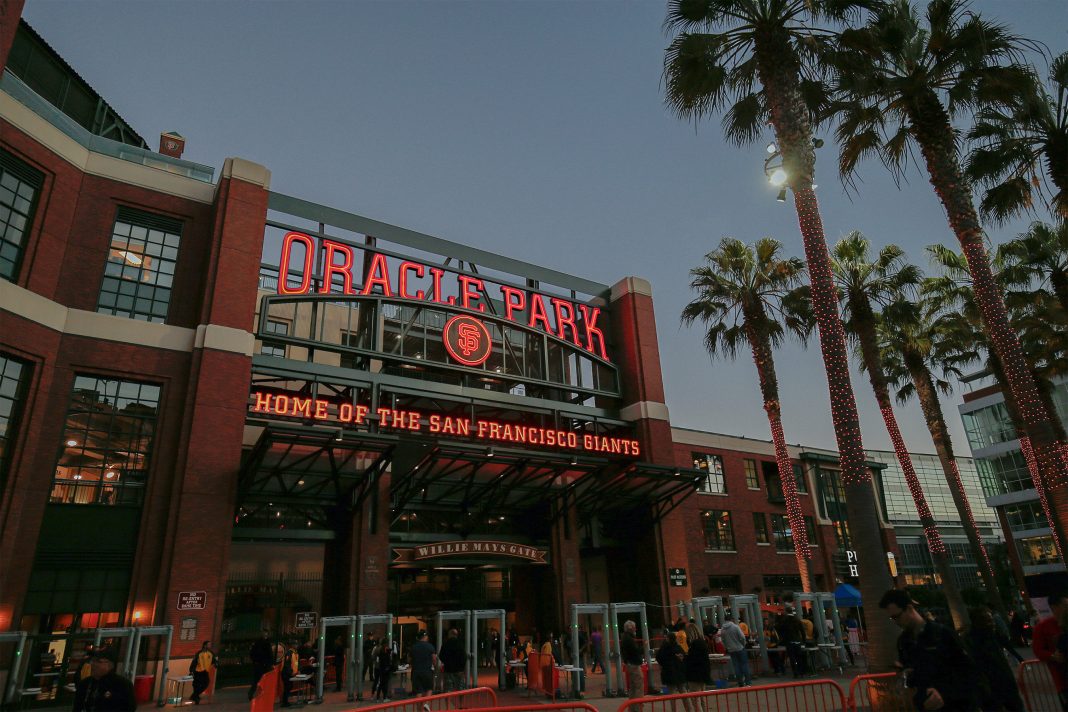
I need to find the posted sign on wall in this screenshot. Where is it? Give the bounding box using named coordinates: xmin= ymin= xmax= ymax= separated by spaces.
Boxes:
xmin=669 ymin=568 xmax=688 ymax=587
xmin=295 ymin=612 xmax=318 ymax=629
xmin=177 ymin=591 xmax=206 ymax=610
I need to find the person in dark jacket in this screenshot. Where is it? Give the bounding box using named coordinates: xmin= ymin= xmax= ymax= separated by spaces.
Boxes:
xmin=620 ymin=620 xmax=645 ymax=698
xmin=330 ymin=635 xmax=346 ymax=692
xmin=777 ymin=611 xmax=807 ymax=678
xmin=683 ymin=623 xmax=711 ymax=694
xmin=655 ymin=631 xmax=687 ymax=701
xmin=372 ymin=641 xmax=396 ymax=701
xmin=965 ymin=607 xmax=1024 ymax=712
xmin=880 ymin=589 xmax=981 ymax=711
xmin=248 ymin=629 xmax=274 ymax=701
xmin=439 ymin=629 xmax=467 ymax=692
xmin=72 ymin=649 xmax=136 ymax=712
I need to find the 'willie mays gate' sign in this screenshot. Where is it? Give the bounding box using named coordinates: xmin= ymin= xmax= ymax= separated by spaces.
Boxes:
xmin=392 ymin=540 xmax=548 ymax=564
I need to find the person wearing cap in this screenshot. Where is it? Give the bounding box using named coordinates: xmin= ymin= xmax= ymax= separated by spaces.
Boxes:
xmin=188 ymin=641 xmax=215 ymax=705
xmin=72 ymin=648 xmax=136 ymax=712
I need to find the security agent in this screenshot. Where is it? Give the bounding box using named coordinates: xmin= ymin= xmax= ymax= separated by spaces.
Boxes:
xmin=72 ymin=648 xmax=136 ymax=712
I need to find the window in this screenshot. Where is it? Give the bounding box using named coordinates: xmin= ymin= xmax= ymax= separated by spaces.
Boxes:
xmin=97 ymin=208 xmax=182 ymax=323
xmin=794 ymin=463 xmax=808 ymax=493
xmin=1016 ymin=535 xmax=1059 ymax=567
xmin=50 ymin=375 xmax=161 ymax=506
xmin=707 ymin=575 xmax=741 ymax=594
xmin=770 ymin=514 xmax=793 ymax=552
xmin=0 ymin=354 xmax=31 ymax=491
xmin=1 ymin=149 xmax=44 ymax=281
xmin=702 ymin=510 xmax=735 ymax=551
xmin=763 ymin=461 xmax=784 ymax=503
xmin=804 ymin=516 xmax=818 ymax=546
xmin=1003 ymin=501 xmax=1048 ymax=531
xmin=693 ymin=453 xmax=726 ymax=494
xmin=763 ymin=574 xmax=803 ymax=592
xmin=260 ymin=318 xmax=289 ymax=357
xmin=744 ymin=459 xmax=760 ymax=489
xmin=753 ymin=512 xmax=770 ymax=544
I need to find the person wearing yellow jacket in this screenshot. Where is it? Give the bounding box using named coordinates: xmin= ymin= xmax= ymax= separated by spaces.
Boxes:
xmin=188 ymin=641 xmax=215 ymax=705
xmin=280 ymin=643 xmax=299 ymax=707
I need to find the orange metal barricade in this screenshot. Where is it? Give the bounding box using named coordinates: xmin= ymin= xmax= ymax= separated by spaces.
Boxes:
xmin=346 ymin=686 xmax=498 ymax=712
xmin=1017 ymin=658 xmax=1062 ymax=712
xmin=523 ymin=653 xmax=559 ymax=699
xmin=846 ymin=672 xmax=911 ymax=711
xmin=464 ymin=705 xmax=598 ymax=712
xmin=615 ymin=679 xmax=848 ymax=712
xmin=249 ymin=664 xmax=280 ymax=712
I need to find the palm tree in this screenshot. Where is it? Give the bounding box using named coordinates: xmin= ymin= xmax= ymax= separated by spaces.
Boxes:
xmin=663 ymin=1 xmax=899 ymax=668
xmin=877 ymin=298 xmax=1004 ymax=611
xmin=1000 ymin=220 xmax=1068 ymax=314
xmin=966 ymin=52 xmax=1068 ymax=223
xmin=682 ymin=237 xmax=815 ymax=590
xmin=830 ymin=232 xmax=973 ymax=625
xmin=832 ymin=0 xmax=1068 ymax=546
xmin=924 ymin=244 xmax=1068 ymax=557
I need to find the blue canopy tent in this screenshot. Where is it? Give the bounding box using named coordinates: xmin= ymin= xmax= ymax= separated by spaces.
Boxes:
xmin=834 ymin=583 xmax=862 ymax=608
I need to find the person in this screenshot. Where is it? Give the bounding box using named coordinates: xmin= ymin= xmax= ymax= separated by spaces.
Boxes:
xmin=719 ymin=612 xmax=750 ymax=688
xmin=363 ymin=633 xmax=377 ymax=686
xmin=765 ymin=621 xmax=786 ymax=675
xmin=490 ymin=630 xmax=501 ymax=668
xmin=1009 ymin=610 xmax=1027 ymax=648
xmin=674 ymin=627 xmax=689 ymax=654
xmin=577 ymin=627 xmax=589 ymax=670
xmin=248 ymin=629 xmax=274 ymax=701
xmin=280 ymin=641 xmax=299 ymax=708
xmin=777 ymin=610 xmax=806 ymax=678
xmin=800 ymin=611 xmax=815 ymax=644
xmin=409 ymin=630 xmax=437 ymax=698
xmin=188 ymin=640 xmax=215 ymax=705
xmin=964 ymin=606 xmax=1023 ymax=712
xmin=330 ymin=635 xmax=346 ymax=692
xmin=880 ymin=588 xmax=980 ymax=711
xmin=372 ymin=637 xmax=396 ymax=702
xmin=655 ymin=629 xmax=687 ymax=706
xmin=439 ymin=628 xmax=466 ymax=692
xmin=684 ymin=623 xmax=711 ymax=695
xmin=72 ymin=649 xmax=136 ymax=712
xmin=590 ymin=625 xmax=604 ymax=674
xmin=620 ymin=620 xmax=644 ymax=698
xmin=1032 ymin=591 xmax=1066 ymax=710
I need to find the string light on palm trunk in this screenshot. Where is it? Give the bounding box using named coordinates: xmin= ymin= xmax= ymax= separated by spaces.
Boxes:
xmin=769 ymin=416 xmax=812 ymax=559
xmin=880 ymin=406 xmax=945 ymax=554
xmin=945 ymin=459 xmax=995 ymax=580
xmin=1020 ymin=436 xmax=1065 ymax=559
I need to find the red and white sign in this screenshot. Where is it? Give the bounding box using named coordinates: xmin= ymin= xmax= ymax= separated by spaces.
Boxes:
xmin=177 ymin=591 xmax=206 ymax=610
xmin=276 ymin=232 xmax=610 ymax=361
xmin=443 ymin=315 xmax=492 ymax=367
xmin=250 ymin=391 xmax=641 ymax=456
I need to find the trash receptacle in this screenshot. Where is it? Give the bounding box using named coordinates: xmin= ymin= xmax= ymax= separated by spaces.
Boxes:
xmin=133 ymin=675 xmax=155 ymax=704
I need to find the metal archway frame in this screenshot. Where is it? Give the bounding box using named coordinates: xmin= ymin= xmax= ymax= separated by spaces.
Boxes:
xmin=435 ymin=610 xmax=472 ymax=689
xmin=728 ymin=595 xmax=768 ymax=671
xmin=690 ymin=596 xmax=727 ymax=630
xmin=132 ymin=626 xmax=173 ymax=707
xmin=792 ymin=591 xmax=847 ymax=667
xmin=471 ymin=609 xmax=506 ymax=689
xmin=571 ymin=603 xmax=615 ymax=696
xmin=315 ymin=615 xmax=357 ymax=702
xmin=1 ymin=632 xmax=28 ymax=706
xmin=608 ymin=602 xmax=651 ymax=696
xmin=94 ymin=627 xmax=137 ymax=678
xmin=355 ymin=614 xmax=393 ymax=700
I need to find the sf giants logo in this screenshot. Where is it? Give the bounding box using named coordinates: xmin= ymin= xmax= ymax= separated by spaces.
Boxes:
xmin=443 ymin=315 xmax=492 ymax=367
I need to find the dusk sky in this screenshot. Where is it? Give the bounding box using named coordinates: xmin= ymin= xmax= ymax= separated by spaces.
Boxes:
xmin=22 ymin=0 xmax=1067 ymax=454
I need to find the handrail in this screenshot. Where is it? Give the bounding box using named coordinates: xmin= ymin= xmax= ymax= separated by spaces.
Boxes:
xmin=615 ymin=679 xmax=848 ymax=712
xmin=1017 ymin=658 xmax=1060 ymax=712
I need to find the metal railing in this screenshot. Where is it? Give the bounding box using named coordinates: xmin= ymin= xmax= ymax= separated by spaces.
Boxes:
xmin=1017 ymin=658 xmax=1061 ymax=712
xmin=846 ymin=672 xmax=911 ymax=711
xmin=614 ymin=679 xmax=848 ymax=712
xmin=345 ymin=686 xmax=498 ymax=712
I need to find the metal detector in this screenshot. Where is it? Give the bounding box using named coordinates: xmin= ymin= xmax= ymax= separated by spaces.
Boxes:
xmin=570 ymin=603 xmax=613 ymax=696
xmin=354 ymin=614 xmax=393 ymax=700
xmin=127 ymin=625 xmax=173 ymax=707
xmin=93 ymin=627 xmax=137 ymax=679
xmin=729 ymin=594 xmax=769 ymax=671
xmin=435 ymin=610 xmax=471 ymax=689
xmin=471 ymin=609 xmax=506 ymax=689
xmin=608 ymin=602 xmax=652 ymax=696
xmin=690 ymin=596 xmax=727 ymax=630
xmin=0 ymin=631 xmax=28 ymax=707
xmin=793 ymin=591 xmax=846 ymax=670
xmin=315 ymin=615 xmax=356 ymax=702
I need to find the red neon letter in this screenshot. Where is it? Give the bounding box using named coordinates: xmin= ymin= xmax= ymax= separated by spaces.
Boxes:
xmin=313 ymin=400 xmax=329 ymax=420
xmin=252 ymin=392 xmax=272 ymax=412
xmin=429 ymin=268 xmax=446 ymax=304
xmin=321 ymin=240 xmax=356 ymax=295
xmin=552 ymin=298 xmax=581 ymax=346
xmin=528 ymin=294 xmax=553 ymax=333
xmin=578 ymin=304 xmax=608 ymax=360
xmin=398 ymin=261 xmax=426 ymax=300
xmin=458 ymin=275 xmax=486 ymax=312
xmin=501 ymin=286 xmax=526 ymax=322
xmin=279 ymin=232 xmax=314 ymax=295
xmin=339 ymin=403 xmax=353 ymax=422
xmin=361 ymin=253 xmax=395 ymax=297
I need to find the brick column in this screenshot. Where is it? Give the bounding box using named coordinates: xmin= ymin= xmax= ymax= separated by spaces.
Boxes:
xmin=550 ymin=497 xmax=582 ymax=630
xmin=354 ymin=472 xmax=391 ymax=614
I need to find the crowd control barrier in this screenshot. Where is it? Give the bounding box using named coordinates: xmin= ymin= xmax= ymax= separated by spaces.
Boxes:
xmin=846 ymin=672 xmax=910 ymax=711
xmin=343 ymin=686 xmax=498 ymax=712
xmin=466 ymin=704 xmax=599 ymax=712
xmin=615 ymin=679 xmax=848 ymax=712
xmin=524 ymin=653 xmax=559 ymax=700
xmin=1017 ymin=659 xmax=1061 ymax=712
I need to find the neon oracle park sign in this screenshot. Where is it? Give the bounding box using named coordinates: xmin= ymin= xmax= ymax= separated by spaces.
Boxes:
xmin=250 ymin=391 xmax=641 ymax=456
xmin=276 ymin=231 xmax=610 ymax=362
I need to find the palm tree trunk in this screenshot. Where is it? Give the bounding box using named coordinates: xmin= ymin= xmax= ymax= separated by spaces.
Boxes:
xmin=909 ymin=93 xmax=1068 ymax=558
xmin=755 ymin=40 xmax=896 ymax=670
xmin=744 ymin=320 xmax=812 ymax=592
xmin=902 ymin=348 xmax=1003 ymax=612
xmin=852 ymin=308 xmax=969 ymax=627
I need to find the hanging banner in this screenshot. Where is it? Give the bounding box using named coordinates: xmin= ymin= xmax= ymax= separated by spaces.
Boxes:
xmin=392 ymin=540 xmax=548 ymax=564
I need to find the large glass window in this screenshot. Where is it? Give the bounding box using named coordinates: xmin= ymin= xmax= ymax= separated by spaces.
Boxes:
xmin=1017 ymin=535 xmax=1059 ymax=567
xmin=260 ymin=318 xmax=289 ymax=357
xmin=1 ymin=149 xmax=43 ymax=281
xmin=693 ymin=453 xmax=726 ymax=494
xmin=702 ymin=510 xmax=735 ymax=551
xmin=1002 ymin=501 xmax=1049 ymax=531
xmin=97 ymin=208 xmax=181 ymax=323
xmin=976 ymin=451 xmax=1033 ymax=497
xmin=753 ymin=512 xmax=769 ymax=544
xmin=50 ymin=375 xmax=161 ymax=505
xmin=744 ymin=459 xmax=760 ymax=489
xmin=0 ymin=354 xmax=31 ymax=491
xmin=962 ymin=402 xmax=1017 ymax=450
xmin=804 ymin=516 xmax=818 ymax=546
xmin=794 ymin=463 xmax=808 ymax=494
xmin=770 ymin=514 xmax=793 ymax=552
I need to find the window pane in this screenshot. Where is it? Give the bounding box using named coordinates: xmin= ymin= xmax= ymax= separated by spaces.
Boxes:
xmin=771 ymin=514 xmax=794 ymax=552
xmin=50 ymin=375 xmax=161 ymax=506
xmin=752 ymin=512 xmax=769 ymax=544
xmin=702 ymin=509 xmax=734 ymax=551
xmin=0 ymin=150 xmax=44 ymax=281
xmin=744 ymin=459 xmax=760 ymax=489
xmin=0 ymin=354 xmax=30 ymax=493
xmin=96 ymin=209 xmax=182 ymax=323
xmin=693 ymin=453 xmax=726 ymax=494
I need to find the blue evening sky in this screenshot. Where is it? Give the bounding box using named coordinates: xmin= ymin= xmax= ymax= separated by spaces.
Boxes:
xmin=22 ymin=0 xmax=1067 ymax=453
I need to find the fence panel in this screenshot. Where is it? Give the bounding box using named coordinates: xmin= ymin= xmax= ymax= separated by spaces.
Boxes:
xmin=343 ymin=686 xmax=498 ymax=712
xmin=615 ymin=679 xmax=847 ymax=712
xmin=846 ymin=672 xmax=911 ymax=712
xmin=474 ymin=704 xmax=599 ymax=712
xmin=1017 ymin=659 xmax=1061 ymax=712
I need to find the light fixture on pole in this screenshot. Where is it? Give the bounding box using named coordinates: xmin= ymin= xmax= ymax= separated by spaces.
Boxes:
xmin=763 ymin=147 xmax=787 ymax=200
